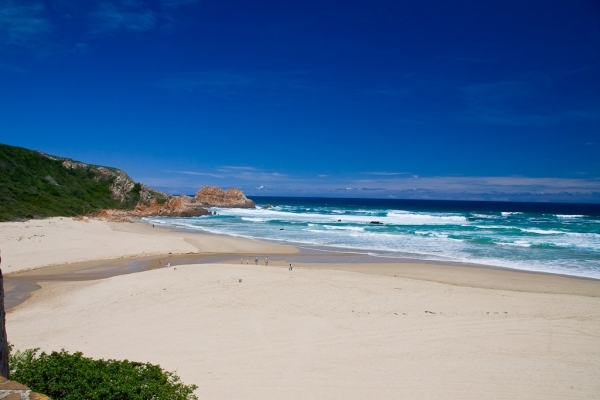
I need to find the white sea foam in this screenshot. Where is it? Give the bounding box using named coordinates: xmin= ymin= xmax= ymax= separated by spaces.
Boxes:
xmin=241 ymin=217 xmax=268 ymax=222
xmin=565 ymin=232 xmax=600 ymax=238
xmin=502 ymin=241 xmax=531 ymax=248
xmin=520 ymin=228 xmax=563 ymax=235
xmin=145 ymin=202 xmax=600 ymax=280
xmin=473 ymin=225 xmax=517 ymax=230
xmin=323 ymin=225 xmax=365 ymax=232
xmin=386 ymin=210 xmax=467 ymax=224
xmin=212 ymin=207 xmax=466 ymax=225
xmin=501 ymin=212 xmax=523 ymax=216
xmin=471 ymin=213 xmax=500 ymax=219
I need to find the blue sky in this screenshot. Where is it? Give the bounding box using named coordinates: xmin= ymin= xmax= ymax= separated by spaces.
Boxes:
xmin=1 ymin=0 xmax=599 ymax=201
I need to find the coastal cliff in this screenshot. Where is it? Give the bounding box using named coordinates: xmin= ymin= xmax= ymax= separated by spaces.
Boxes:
xmin=195 ymin=186 xmax=256 ymax=208
xmin=0 ymin=143 xmax=167 ymax=222
xmin=58 ymin=157 xmax=164 ymax=206
xmin=0 ymin=143 xmax=256 ymax=221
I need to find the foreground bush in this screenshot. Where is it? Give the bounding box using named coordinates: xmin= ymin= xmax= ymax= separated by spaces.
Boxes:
xmin=10 ymin=348 xmax=198 ymax=400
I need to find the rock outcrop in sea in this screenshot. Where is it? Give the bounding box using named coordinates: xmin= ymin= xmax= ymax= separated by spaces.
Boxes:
xmin=195 ymin=186 xmax=256 ymax=208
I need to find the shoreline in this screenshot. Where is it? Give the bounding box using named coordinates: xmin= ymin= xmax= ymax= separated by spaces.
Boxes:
xmin=5 ymin=216 xmax=600 ymax=398
xmin=4 ymin=215 xmax=598 ymax=281
xmin=0 ymin=216 xmax=298 ymax=276
xmin=5 ymin=218 xmax=600 ymax=310
xmin=145 ymin=216 xmax=600 ymax=280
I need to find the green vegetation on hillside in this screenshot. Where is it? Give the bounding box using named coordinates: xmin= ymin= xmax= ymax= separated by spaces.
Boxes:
xmin=10 ymin=347 xmax=198 ymax=399
xmin=0 ymin=143 xmax=145 ymax=221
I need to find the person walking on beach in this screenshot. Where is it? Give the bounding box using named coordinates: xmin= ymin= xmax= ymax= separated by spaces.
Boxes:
xmin=158 ymin=261 xmax=161 ymax=268
xmin=265 ymin=258 xmax=268 ymax=266
xmin=255 ymin=257 xmax=258 ymax=265
xmin=166 ymin=262 xmax=171 ymax=268
xmin=289 ymin=263 xmax=293 ymax=271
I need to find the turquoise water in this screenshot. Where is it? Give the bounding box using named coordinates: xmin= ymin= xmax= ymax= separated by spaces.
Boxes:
xmin=144 ymin=197 xmax=600 ymax=279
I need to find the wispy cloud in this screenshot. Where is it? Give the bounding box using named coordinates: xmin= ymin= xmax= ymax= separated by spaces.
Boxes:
xmin=157 ymin=70 xmax=319 ymax=98
xmin=0 ymin=1 xmax=51 ymax=45
xmin=0 ymin=61 xmax=27 ymax=74
xmin=90 ymin=0 xmax=205 ymax=35
xmin=457 ymin=69 xmax=600 ymax=126
xmin=0 ymin=0 xmax=204 ymax=48
xmin=91 ymin=1 xmax=156 ymax=34
xmin=161 ymin=0 xmax=203 ymax=7
xmin=146 ymin=167 xmax=600 ymax=202
xmin=361 ymin=171 xmax=408 ymax=176
xmin=219 ymin=166 xmax=256 ymax=171
xmin=158 ymin=71 xmax=259 ymax=95
xmin=168 ymin=166 xmax=290 ymax=183
xmin=167 ymin=170 xmax=224 ymax=178
xmin=371 ymin=88 xmax=410 ymax=98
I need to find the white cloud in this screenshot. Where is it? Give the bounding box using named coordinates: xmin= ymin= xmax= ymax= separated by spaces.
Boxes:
xmin=167 ymin=170 xmax=224 ymax=178
xmin=361 ymin=171 xmax=407 ymax=176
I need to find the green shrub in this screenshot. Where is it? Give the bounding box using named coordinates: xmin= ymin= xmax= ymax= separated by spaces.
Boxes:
xmin=10 ymin=348 xmax=198 ymax=400
xmin=0 ymin=143 xmax=148 ymax=221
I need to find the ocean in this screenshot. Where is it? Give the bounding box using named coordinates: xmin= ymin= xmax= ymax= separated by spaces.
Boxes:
xmin=144 ymin=197 xmax=600 ymax=279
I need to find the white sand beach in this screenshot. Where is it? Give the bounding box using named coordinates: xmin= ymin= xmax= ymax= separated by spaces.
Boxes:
xmin=0 ymin=217 xmax=297 ymax=274
xmin=4 ymin=218 xmax=600 ymax=399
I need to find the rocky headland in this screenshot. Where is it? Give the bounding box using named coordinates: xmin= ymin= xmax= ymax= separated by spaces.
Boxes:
xmin=0 ymin=143 xmax=256 ymax=222
xmin=95 ymin=186 xmax=255 ymax=221
xmin=0 ymin=143 xmax=168 ymax=221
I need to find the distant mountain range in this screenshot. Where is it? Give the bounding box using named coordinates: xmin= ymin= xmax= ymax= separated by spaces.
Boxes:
xmin=0 ymin=143 xmax=166 ymax=222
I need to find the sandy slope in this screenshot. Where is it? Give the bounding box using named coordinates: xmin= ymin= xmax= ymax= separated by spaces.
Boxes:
xmin=0 ymin=217 xmax=296 ymax=274
xmin=8 ymin=263 xmax=600 ymax=399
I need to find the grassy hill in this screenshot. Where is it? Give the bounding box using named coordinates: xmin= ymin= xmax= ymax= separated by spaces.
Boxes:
xmin=0 ymin=143 xmax=163 ymax=221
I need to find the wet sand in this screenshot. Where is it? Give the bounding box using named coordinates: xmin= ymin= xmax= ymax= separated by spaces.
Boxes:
xmin=7 ymin=245 xmax=600 ymax=311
